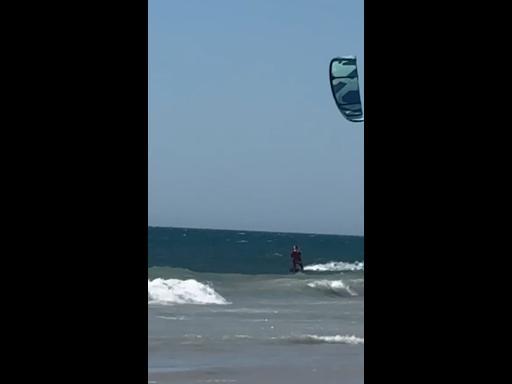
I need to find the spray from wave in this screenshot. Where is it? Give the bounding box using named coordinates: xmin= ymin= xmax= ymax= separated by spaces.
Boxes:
xmin=148 ymin=278 xmax=230 ymax=305
xmin=304 ymin=261 xmax=364 ymax=272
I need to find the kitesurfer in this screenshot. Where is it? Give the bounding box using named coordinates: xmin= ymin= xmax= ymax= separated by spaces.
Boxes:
xmin=290 ymin=245 xmax=304 ymax=272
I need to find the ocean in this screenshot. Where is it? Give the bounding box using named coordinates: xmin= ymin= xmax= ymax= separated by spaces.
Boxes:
xmin=148 ymin=226 xmax=364 ymax=384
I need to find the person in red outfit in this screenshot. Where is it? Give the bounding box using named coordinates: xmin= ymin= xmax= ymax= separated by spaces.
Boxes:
xmin=290 ymin=245 xmax=304 ymax=272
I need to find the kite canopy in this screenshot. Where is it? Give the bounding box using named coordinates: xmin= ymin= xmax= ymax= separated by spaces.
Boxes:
xmin=329 ymin=57 xmax=364 ymax=122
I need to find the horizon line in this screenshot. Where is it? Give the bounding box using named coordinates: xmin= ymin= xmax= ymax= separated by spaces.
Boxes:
xmin=148 ymin=225 xmax=364 ymax=238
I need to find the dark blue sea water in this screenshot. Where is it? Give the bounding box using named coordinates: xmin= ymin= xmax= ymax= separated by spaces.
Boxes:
xmin=148 ymin=226 xmax=364 ymax=384
xmin=148 ymin=226 xmax=364 ymax=274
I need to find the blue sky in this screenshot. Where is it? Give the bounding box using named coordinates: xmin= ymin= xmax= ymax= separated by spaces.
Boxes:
xmin=149 ymin=0 xmax=364 ymax=235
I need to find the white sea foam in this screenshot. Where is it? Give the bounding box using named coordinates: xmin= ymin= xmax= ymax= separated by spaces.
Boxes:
xmin=307 ymin=279 xmax=358 ymax=296
xmin=222 ymin=334 xmax=253 ymax=340
xmin=156 ymin=315 xmax=187 ymax=321
xmin=148 ymin=278 xmax=229 ymax=305
xmin=304 ymin=261 xmax=364 ymax=272
xmin=276 ymin=334 xmax=364 ymax=345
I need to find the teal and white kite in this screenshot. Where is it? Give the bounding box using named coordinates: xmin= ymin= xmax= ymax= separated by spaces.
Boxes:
xmin=329 ymin=57 xmax=363 ymax=122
